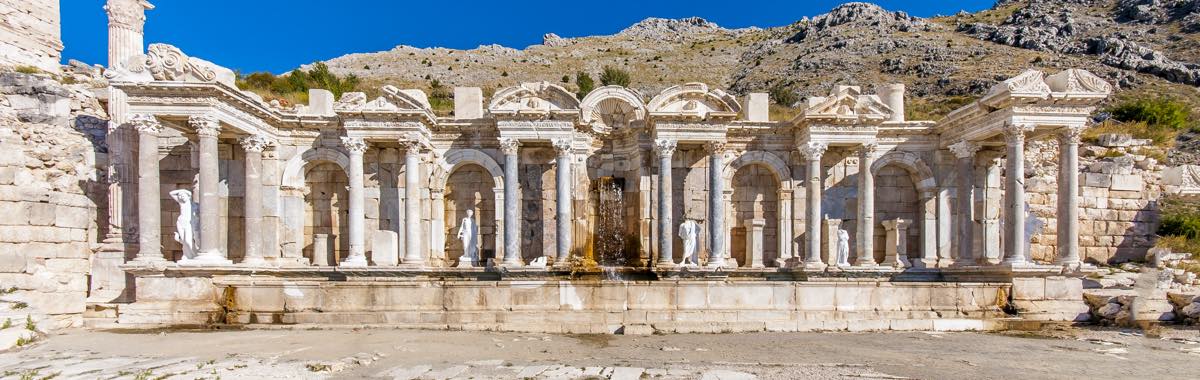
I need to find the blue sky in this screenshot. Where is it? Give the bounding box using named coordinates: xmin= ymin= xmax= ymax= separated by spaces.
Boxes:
xmin=63 ymin=0 xmax=995 ymax=74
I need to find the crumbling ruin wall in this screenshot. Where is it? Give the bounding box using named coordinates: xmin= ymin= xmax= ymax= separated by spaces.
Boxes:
xmin=0 ymin=0 xmax=62 ymax=73
xmin=1026 ymin=137 xmax=1163 ymax=264
xmin=0 ymin=69 xmax=107 ymax=332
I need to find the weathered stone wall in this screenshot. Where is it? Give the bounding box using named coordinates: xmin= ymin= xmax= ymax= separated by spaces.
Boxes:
xmin=444 ymin=164 xmax=497 ymax=262
xmin=731 ymin=164 xmax=780 ymax=265
xmin=0 ymin=71 xmax=106 ymax=331
xmin=1026 ymin=139 xmax=1162 ymax=264
xmin=0 ymin=0 xmax=61 ymax=73
xmin=304 ymin=162 xmax=349 ymax=263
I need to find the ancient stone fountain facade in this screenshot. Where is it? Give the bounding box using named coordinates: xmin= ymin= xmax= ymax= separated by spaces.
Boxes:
xmin=5 ymin=0 xmax=1157 ymax=333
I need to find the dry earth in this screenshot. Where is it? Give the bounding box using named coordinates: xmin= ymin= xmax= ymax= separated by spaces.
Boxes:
xmin=1 ymin=327 xmax=1198 ymax=379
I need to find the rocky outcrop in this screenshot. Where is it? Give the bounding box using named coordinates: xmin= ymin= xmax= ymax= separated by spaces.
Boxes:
xmin=785 ymin=2 xmax=928 ymax=43
xmin=542 ymin=33 xmax=570 ymax=47
xmin=617 ymin=17 xmax=730 ymax=41
xmin=1116 ymin=0 xmax=1200 ymax=31
xmin=1087 ymin=35 xmax=1200 ymax=85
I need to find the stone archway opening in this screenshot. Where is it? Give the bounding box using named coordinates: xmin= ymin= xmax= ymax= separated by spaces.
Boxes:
xmin=730 ymin=164 xmax=781 ymax=267
xmin=872 ymin=164 xmax=919 ymax=263
xmin=303 ymin=161 xmax=350 ymax=265
xmin=444 ymin=163 xmax=498 ymax=264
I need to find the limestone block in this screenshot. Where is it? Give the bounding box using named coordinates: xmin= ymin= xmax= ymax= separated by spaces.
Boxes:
xmin=744 ymin=93 xmax=769 ymax=122
xmin=454 ymin=87 xmax=484 ymax=119
xmin=1011 ymin=278 xmax=1045 ymax=301
xmin=26 ymin=202 xmax=54 ymax=226
xmin=0 ymin=247 xmax=28 ymax=272
xmin=371 ymin=230 xmax=398 ymax=266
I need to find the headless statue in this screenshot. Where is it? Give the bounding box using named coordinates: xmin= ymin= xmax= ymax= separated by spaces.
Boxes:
xmin=677 ymin=219 xmax=699 ymax=266
xmin=456 ymin=209 xmax=478 ymax=267
xmin=836 ymin=228 xmax=851 ymax=267
xmin=169 ymin=189 xmax=199 ymax=260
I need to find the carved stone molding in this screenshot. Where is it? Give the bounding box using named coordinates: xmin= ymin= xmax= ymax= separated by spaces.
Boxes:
xmin=189 ymin=114 xmax=220 ymax=137
xmin=127 ymin=44 xmax=218 ymax=83
xmin=798 ymin=142 xmax=828 ymax=161
xmin=341 ymin=137 xmax=368 ymax=154
xmin=129 ymin=114 xmax=161 ymax=134
xmin=858 ymin=142 xmax=879 ymax=157
xmin=653 ymin=139 xmax=677 ymax=158
xmin=105 ymin=0 xmax=153 ymax=33
xmin=704 ymin=141 xmax=728 ymax=155
xmin=239 ymin=134 xmax=272 ymax=153
xmin=1059 ymin=125 xmax=1086 ymax=145
xmin=498 ymin=138 xmax=521 ymax=156
xmin=948 ymin=140 xmax=981 ymax=159
xmin=1002 ymin=123 xmax=1035 ymax=144
xmin=551 ymin=138 xmax=573 ymax=157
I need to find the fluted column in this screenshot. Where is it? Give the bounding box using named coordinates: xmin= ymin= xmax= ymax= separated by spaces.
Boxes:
xmin=131 ymin=114 xmax=163 ymax=263
xmin=552 ymin=138 xmax=573 ymax=265
xmin=654 ymin=139 xmax=677 ymax=267
xmin=400 ymin=139 xmax=425 ymax=266
xmin=855 ymin=143 xmax=877 ymax=267
xmin=949 ymin=140 xmax=981 ymax=265
xmin=800 ymin=142 xmax=827 ymax=270
xmin=341 ymin=137 xmax=369 ymax=267
xmin=190 ymin=115 xmax=231 ymax=265
xmin=706 ymin=141 xmax=727 ymax=268
xmin=240 ymin=134 xmax=271 ymax=266
xmin=105 ymin=0 xmax=153 ymax=70
xmin=499 ymin=138 xmax=523 ymax=266
xmin=1003 ymin=123 xmax=1035 ymax=265
xmin=1056 ymin=126 xmax=1084 ymax=267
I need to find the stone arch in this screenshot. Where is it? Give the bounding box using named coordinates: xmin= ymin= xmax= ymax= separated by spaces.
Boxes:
xmin=647 ymin=83 xmax=742 ymax=116
xmin=430 ymin=149 xmax=504 ymax=191
xmin=430 ymin=148 xmax=506 ymax=265
xmin=488 ymin=82 xmax=580 ymax=113
xmin=722 ymin=151 xmax=793 ymax=191
xmin=579 ymin=86 xmax=646 ymax=132
xmin=870 ymin=151 xmax=936 ymax=193
xmin=282 ymin=147 xmax=351 ymax=189
xmin=868 ymin=150 xmax=938 ymax=267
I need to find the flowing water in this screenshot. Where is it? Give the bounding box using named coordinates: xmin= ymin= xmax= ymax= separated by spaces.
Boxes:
xmin=595 ymin=177 xmax=627 ymax=279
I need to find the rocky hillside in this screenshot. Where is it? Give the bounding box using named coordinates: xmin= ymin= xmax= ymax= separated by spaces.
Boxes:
xmin=308 ymin=1 xmax=1200 ymax=120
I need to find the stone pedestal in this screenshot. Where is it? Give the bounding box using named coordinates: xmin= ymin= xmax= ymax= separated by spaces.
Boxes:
xmin=823 ymin=218 xmax=842 ymax=267
xmin=311 ymin=234 xmax=331 ymax=266
xmin=881 ymin=219 xmax=911 ymax=269
xmin=372 ymin=230 xmax=399 ymax=266
xmin=745 ymin=218 xmax=765 ymax=268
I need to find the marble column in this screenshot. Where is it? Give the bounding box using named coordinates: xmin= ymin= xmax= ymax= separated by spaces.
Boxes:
xmin=1056 ymin=126 xmax=1084 ymax=267
xmin=981 ymin=154 xmax=1004 ymax=264
xmin=654 ymin=139 xmax=677 ymax=267
xmin=189 ymin=115 xmax=231 ymax=265
xmin=949 ymin=140 xmax=981 ymax=265
xmin=918 ymin=192 xmax=938 ymax=268
xmin=1002 ymin=123 xmax=1035 ymax=265
xmin=341 ymin=137 xmax=369 ymax=267
xmin=855 ymin=143 xmax=878 ymax=266
xmin=777 ymin=189 xmax=794 ymax=266
xmin=131 ymin=114 xmax=163 ymax=263
xmin=499 ymin=138 xmax=523 ymax=266
xmin=799 ymin=142 xmax=827 ymax=270
xmin=552 ymin=138 xmax=573 ymax=265
xmin=936 ymin=188 xmax=953 ymax=266
xmin=706 ymin=141 xmax=727 ymax=268
xmin=400 ymin=139 xmax=424 ymax=266
xmin=240 ymin=134 xmax=271 ymax=266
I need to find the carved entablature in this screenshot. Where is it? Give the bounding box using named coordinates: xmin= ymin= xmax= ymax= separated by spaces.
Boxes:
xmin=488 ymin=82 xmax=580 ymax=119
xmin=579 ymin=86 xmax=646 ymax=135
xmin=335 ymin=86 xmax=437 ymax=126
xmin=342 ymin=119 xmax=431 ymax=144
xmin=495 ymin=120 xmax=575 ymax=141
xmin=651 ymin=121 xmax=729 ymax=143
xmin=796 ymin=86 xmax=893 ymax=125
xmin=116 ymin=44 xmax=236 ymax=87
xmin=646 ymin=83 xmax=740 ymax=121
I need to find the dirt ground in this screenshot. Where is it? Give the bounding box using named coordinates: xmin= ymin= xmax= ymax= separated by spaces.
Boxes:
xmin=1 ymin=326 xmax=1199 ymax=379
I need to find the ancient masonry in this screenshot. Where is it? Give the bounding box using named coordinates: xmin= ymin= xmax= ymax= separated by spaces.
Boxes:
xmin=0 ymin=0 xmax=1192 ymax=336
xmin=0 ymin=0 xmax=62 ymax=73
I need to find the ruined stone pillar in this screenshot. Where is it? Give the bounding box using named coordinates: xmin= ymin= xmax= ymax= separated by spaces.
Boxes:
xmin=552 ymin=138 xmax=573 ymax=265
xmin=1003 ymin=124 xmax=1035 ymax=265
xmin=777 ymin=189 xmax=793 ymax=266
xmin=240 ymin=134 xmax=270 ymax=266
xmin=936 ymin=188 xmax=953 ymax=266
xmin=311 ymin=233 xmax=330 ymax=266
xmin=401 ymin=139 xmax=424 ymax=266
xmin=132 ymin=114 xmax=163 ymax=263
xmin=1056 ymin=126 xmax=1084 ymax=267
xmin=800 ymin=142 xmax=827 ymax=270
xmin=341 ymin=137 xmax=368 ymax=267
xmin=499 ymin=138 xmax=522 ymax=266
xmin=981 ymin=153 xmax=1004 ymax=264
xmin=654 ymin=139 xmax=677 ymax=267
xmin=855 ymin=143 xmax=877 ymax=266
xmin=823 ymin=218 xmax=841 ymax=266
xmin=918 ymin=192 xmax=938 ymax=268
xmin=949 ymin=140 xmax=981 ymax=265
xmin=881 ymin=219 xmax=910 ymax=268
xmin=706 ymin=141 xmax=727 ymax=268
xmin=745 ymin=219 xmax=765 ymax=268
xmin=190 ymin=115 xmax=231 ymax=265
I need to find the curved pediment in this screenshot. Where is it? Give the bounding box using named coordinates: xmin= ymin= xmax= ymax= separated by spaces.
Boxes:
xmin=382 ymin=85 xmax=434 ymax=111
xmin=647 ymin=83 xmax=741 ymax=120
xmin=986 ymin=70 xmax=1052 ymax=99
xmin=488 ymin=82 xmax=581 ymax=115
xmin=579 ymin=86 xmax=646 ymax=133
xmin=801 ymin=86 xmax=893 ymax=123
xmin=1045 ymin=69 xmax=1113 ymax=95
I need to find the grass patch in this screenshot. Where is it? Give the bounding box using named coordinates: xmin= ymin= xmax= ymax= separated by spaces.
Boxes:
xmin=14 ymin=65 xmax=41 ymax=75
xmin=906 ymin=96 xmax=975 ymax=121
xmin=236 ymin=63 xmax=361 ymax=107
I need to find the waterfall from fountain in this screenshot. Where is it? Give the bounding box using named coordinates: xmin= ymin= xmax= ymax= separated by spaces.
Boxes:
xmin=595 ymin=177 xmax=627 ymax=280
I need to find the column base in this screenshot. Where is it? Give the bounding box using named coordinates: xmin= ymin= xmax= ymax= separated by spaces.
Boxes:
xmin=456 ymin=259 xmax=478 ymax=268
xmin=179 ymin=252 xmax=233 ymax=266
xmin=655 ymin=262 xmax=678 ymax=270
xmin=340 ymin=255 xmax=370 ymax=267
xmin=131 ymin=256 xmax=167 ymax=264
xmin=239 ymin=257 xmax=269 ymax=267
xmin=497 ymin=259 xmax=524 ymax=268
xmin=915 ymin=258 xmax=938 ymax=269
xmin=802 ymin=261 xmax=827 ymax=271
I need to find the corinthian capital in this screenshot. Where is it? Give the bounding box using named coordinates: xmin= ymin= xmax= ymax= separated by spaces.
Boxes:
xmin=129 ymin=113 xmax=161 ymax=134
xmin=653 ymin=139 xmax=677 ymax=158
xmin=189 ymin=114 xmax=220 ymax=137
xmin=1002 ymin=123 xmax=1035 ymax=144
xmin=948 ymin=140 xmax=981 ymax=159
xmin=498 ymin=138 xmax=520 ymax=156
xmin=798 ymin=142 xmax=827 ymax=161
xmin=239 ymin=134 xmax=273 ymax=153
xmin=105 ymin=0 xmax=154 ymax=33
xmin=705 ymin=141 xmax=728 ymax=155
xmin=1059 ymin=125 xmax=1085 ymax=145
xmin=551 ymin=138 xmax=573 ymax=157
xmin=341 ymin=137 xmax=368 ymax=154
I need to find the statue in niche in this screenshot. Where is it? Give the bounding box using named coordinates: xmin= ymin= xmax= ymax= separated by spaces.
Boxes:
xmin=836 ymin=228 xmax=851 ymax=267
xmin=169 ymin=189 xmax=199 ymax=260
xmin=678 ymin=219 xmax=700 ymax=266
xmin=455 ymin=209 xmax=478 ymax=267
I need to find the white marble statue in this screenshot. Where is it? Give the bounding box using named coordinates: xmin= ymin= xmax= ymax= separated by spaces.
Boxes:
xmin=836 ymin=228 xmax=851 ymax=267
xmin=169 ymin=189 xmax=199 ymax=260
xmin=677 ymin=219 xmax=699 ymax=266
xmin=455 ymin=209 xmax=478 ymax=267
xmin=528 ymin=256 xmax=548 ymax=268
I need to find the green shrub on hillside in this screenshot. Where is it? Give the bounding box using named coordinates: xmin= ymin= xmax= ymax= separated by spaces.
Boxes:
xmin=237 ymin=63 xmax=361 ymax=105
xmin=575 ymin=71 xmax=595 ymax=99
xmin=768 ymin=83 xmax=798 ymax=107
xmin=1109 ymin=97 xmax=1192 ymax=132
xmin=1160 ymin=213 xmax=1200 ymax=240
xmin=599 ymin=66 xmax=630 ymax=87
